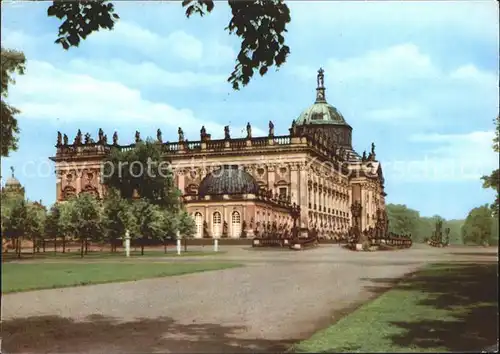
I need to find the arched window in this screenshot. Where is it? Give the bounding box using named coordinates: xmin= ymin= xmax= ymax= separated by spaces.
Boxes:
xmin=212 ymin=212 xmax=222 ymax=238
xmin=194 ymin=212 xmax=203 ymax=238
xmin=231 ymin=211 xmax=241 ymax=238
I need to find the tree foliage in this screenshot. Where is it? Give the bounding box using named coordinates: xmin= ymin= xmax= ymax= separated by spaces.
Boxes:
xmin=46 ymin=0 xmax=291 ymax=90
xmin=103 ymin=139 xmax=180 ymax=208
xmin=68 ymin=193 xmax=103 ymax=256
xmin=386 ymin=204 xmax=464 ymax=244
xmin=1 ymin=47 xmax=26 ymax=157
xmin=101 ymin=188 xmax=135 ymax=251
xmin=462 ymin=204 xmax=497 ymax=246
xmin=481 ymin=116 xmax=500 ymax=216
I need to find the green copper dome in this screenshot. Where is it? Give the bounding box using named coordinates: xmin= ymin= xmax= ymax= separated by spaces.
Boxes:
xmin=296 ymin=68 xmax=348 ymax=126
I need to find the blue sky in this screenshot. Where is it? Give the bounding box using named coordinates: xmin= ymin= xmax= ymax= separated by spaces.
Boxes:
xmin=1 ymin=1 xmax=498 ymax=219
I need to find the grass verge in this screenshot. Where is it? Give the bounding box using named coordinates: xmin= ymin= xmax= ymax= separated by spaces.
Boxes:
xmin=294 ymin=262 xmax=498 ymax=353
xmin=2 ymin=261 xmax=241 ymax=293
xmin=2 ymin=250 xmax=225 ymax=261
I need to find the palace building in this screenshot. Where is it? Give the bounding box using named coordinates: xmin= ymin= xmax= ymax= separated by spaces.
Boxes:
xmin=50 ymin=69 xmax=387 ymax=240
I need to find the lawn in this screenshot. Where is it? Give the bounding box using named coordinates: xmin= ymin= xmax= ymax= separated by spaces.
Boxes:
xmin=294 ymin=262 xmax=498 ymax=353
xmin=2 ymin=261 xmax=241 ymax=293
xmin=2 ymin=249 xmax=225 ymax=260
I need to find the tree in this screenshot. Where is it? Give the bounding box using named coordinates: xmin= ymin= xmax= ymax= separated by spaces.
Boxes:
xmin=70 ymin=193 xmax=103 ymax=257
xmin=2 ymin=198 xmax=27 ymax=258
xmin=161 ymin=210 xmax=179 ymax=253
xmin=130 ymin=199 xmax=165 ymax=255
xmin=47 ymin=0 xmax=291 ymax=90
xmin=45 ymin=204 xmax=61 ymax=252
xmin=101 ymin=188 xmax=135 ymax=252
xmin=462 ymin=204 xmax=494 ymax=246
xmin=103 ymin=139 xmax=180 ymax=208
xmin=178 ymin=210 xmax=196 ymax=252
xmin=25 ymin=202 xmax=47 ymax=254
xmin=386 ymin=204 xmax=421 ymax=241
xmin=481 ymin=116 xmax=499 ymax=216
xmin=1 ymin=48 xmax=26 ymax=157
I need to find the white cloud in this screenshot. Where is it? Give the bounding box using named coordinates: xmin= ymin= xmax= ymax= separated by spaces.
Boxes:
xmin=292 ymin=43 xmax=438 ymax=84
xmin=387 ymin=131 xmax=499 ymax=182
xmin=90 ymin=21 xmax=235 ymax=67
xmin=67 ymin=59 xmax=226 ymax=89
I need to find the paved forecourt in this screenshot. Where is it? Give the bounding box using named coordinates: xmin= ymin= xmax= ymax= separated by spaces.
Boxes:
xmin=3 ymin=244 xmax=496 ymax=353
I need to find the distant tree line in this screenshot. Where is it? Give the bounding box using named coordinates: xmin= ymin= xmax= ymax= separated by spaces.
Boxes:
xmin=386 ymin=203 xmax=498 ymax=246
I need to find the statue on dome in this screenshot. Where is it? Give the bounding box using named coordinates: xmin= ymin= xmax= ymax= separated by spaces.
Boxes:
xmin=112 ymin=131 xmax=118 ymax=145
xmin=178 ymin=127 xmax=184 ymax=142
xmin=268 ymin=120 xmax=274 ymax=137
xmin=317 ymin=67 xmax=325 ymax=88
xmin=362 ymin=151 xmax=367 ymax=161
xmin=246 ymin=122 xmax=252 ymax=139
xmin=135 ymin=131 xmax=141 ymax=143
xmin=224 ymin=125 xmax=230 ymax=140
xmin=63 ymin=134 xmax=68 ymax=145
xmin=371 ymin=142 xmax=376 ymax=158
xmin=157 ymin=128 xmax=162 ymax=143
xmin=103 ymin=134 xmax=108 ymax=144
xmin=56 ymin=131 xmax=62 ymax=146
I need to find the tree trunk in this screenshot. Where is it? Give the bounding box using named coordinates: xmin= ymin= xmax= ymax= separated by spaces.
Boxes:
xmin=54 ymin=236 xmax=57 ymax=253
xmin=84 ymin=238 xmax=88 ymax=255
xmin=184 ymin=238 xmax=187 ymax=252
xmin=42 ymin=239 xmax=46 ymax=253
xmin=164 ymin=239 xmax=167 ymax=254
xmin=62 ymin=236 xmax=66 ymax=253
xmin=32 ymin=235 xmax=36 ymax=255
xmin=16 ymin=237 xmax=21 ymax=259
xmin=80 ymin=238 xmax=84 ymax=258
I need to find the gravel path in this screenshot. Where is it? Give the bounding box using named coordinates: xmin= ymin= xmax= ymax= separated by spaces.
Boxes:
xmin=3 ymin=245 xmax=497 ymax=353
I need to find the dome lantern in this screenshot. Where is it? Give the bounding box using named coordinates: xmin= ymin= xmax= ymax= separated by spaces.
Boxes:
xmin=295 ymin=68 xmax=348 ymax=126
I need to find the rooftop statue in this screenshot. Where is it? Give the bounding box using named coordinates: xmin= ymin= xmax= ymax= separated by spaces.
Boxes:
xmin=63 ymin=134 xmax=68 ymax=145
xmin=178 ymin=127 xmax=184 ymax=141
xmin=290 ymin=119 xmax=297 ymax=137
xmin=98 ymin=128 xmax=104 ymax=143
xmin=157 ymin=128 xmax=162 ymax=143
xmin=112 ymin=131 xmax=118 ymax=145
xmin=246 ymin=122 xmax=252 ymax=139
xmin=224 ymin=125 xmax=230 ymax=140
xmin=57 ymin=131 xmax=62 ymax=146
xmin=135 ymin=131 xmax=141 ymax=143
xmin=84 ymin=132 xmax=91 ymax=144
xmin=200 ymin=126 xmax=206 ymax=140
xmin=371 ymin=142 xmax=376 ymax=159
xmin=74 ymin=129 xmax=82 ymax=145
xmin=268 ymin=120 xmax=274 ymax=137
xmin=103 ymin=134 xmax=108 ymax=145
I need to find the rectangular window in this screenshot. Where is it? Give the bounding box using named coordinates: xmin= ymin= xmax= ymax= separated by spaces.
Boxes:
xmin=279 ymin=187 xmax=287 ymax=198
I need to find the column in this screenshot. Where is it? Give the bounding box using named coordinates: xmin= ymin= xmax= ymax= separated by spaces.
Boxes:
xmin=299 ymin=164 xmax=309 ymax=229
xmin=290 ymin=164 xmax=299 ymax=204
